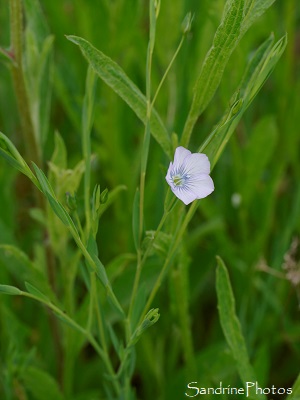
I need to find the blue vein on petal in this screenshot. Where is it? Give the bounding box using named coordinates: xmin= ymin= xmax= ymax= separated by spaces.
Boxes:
xmin=170 ymin=164 xmax=191 ymax=189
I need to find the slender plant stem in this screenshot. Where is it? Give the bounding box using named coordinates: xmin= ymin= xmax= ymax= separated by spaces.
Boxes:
xmin=82 ymin=66 xmax=96 ymax=239
xmin=151 ymin=36 xmax=185 ymax=109
xmin=127 ymin=1 xmax=157 ymax=343
xmin=180 ymin=105 xmax=199 ymax=149
xmin=69 ymin=225 xmax=124 ymax=316
xmin=127 ymin=2 xmax=188 ymax=339
xmin=139 ymin=201 xmax=198 ymax=324
xmin=171 ymin=262 xmax=197 ymax=376
xmin=21 ymin=291 xmax=121 ymax=397
xmin=9 ymin=0 xmax=64 ymax=385
xmin=91 ymin=272 xmax=108 ymax=354
xmin=127 ymin=196 xmax=175 ymax=326
xmin=9 ymin=0 xmax=41 ymax=167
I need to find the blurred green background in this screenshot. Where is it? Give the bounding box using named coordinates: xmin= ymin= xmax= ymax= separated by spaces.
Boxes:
xmin=0 ymin=0 xmax=300 ymax=399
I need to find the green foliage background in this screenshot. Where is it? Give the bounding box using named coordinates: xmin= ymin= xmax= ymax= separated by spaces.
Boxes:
xmin=0 ymin=0 xmax=299 ymax=399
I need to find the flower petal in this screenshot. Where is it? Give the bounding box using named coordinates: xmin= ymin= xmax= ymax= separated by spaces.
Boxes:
xmin=188 ymin=174 xmax=214 ymax=199
xmin=173 ymin=146 xmax=191 ymax=166
xmin=182 ymin=153 xmax=210 ymax=175
xmin=170 ymin=185 xmax=198 ymax=205
xmin=165 ymin=161 xmax=172 ymax=179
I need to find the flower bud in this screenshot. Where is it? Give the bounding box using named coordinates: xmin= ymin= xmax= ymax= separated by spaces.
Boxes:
xmin=130 ymin=308 xmax=160 ymax=346
xmin=100 ymin=188 xmax=108 ymax=204
xmin=65 ymin=192 xmax=77 ymax=211
xmin=182 ymin=12 xmax=194 ymax=35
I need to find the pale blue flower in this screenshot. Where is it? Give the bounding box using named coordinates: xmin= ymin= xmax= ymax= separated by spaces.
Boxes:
xmin=165 ymin=146 xmax=214 ymax=205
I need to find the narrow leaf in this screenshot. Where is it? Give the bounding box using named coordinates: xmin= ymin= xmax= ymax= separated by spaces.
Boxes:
xmin=216 ymin=256 xmax=266 ymax=399
xmin=32 ymin=162 xmax=56 ymax=197
xmin=32 ymin=163 xmax=78 ymax=230
xmin=51 ymin=131 xmax=67 ymax=170
xmin=0 ymin=131 xmax=38 ymax=184
xmin=86 ymin=235 xmax=109 ymax=286
xmin=181 ymin=0 xmax=245 ymax=146
xmin=66 ymin=35 xmax=172 ymax=157
xmin=242 ymin=0 xmax=276 ymax=35
xmin=181 ymin=0 xmax=279 ymax=147
xmin=85 ymin=235 xmax=124 ymax=316
xmin=0 ymin=284 xmax=22 ymax=296
xmin=25 ymin=282 xmax=50 ymax=303
xmin=199 ymin=34 xmax=286 ymax=168
xmin=46 ymin=193 xmax=73 ymax=227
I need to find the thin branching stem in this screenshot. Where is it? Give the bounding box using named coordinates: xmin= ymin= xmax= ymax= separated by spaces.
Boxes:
xmin=127 ymin=1 xmax=157 ymax=341
xmin=127 ymin=196 xmax=176 ymax=327
xmin=21 ymin=291 xmax=121 ymax=396
xmin=128 ymin=5 xmax=186 ymax=337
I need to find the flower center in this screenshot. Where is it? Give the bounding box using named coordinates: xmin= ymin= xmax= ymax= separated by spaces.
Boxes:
xmin=172 ymin=173 xmax=190 ymax=187
xmin=173 ymin=174 xmax=184 ymax=186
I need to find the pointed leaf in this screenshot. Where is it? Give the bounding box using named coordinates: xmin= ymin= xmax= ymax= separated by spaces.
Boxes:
xmin=50 ymin=131 xmax=67 ymax=170
xmin=199 ymin=34 xmax=286 ymax=168
xmin=216 ymin=256 xmax=266 ymax=399
xmin=25 ymin=282 xmax=50 ymax=303
xmin=0 ymin=285 xmax=22 ymax=296
xmin=242 ymin=0 xmax=276 ymax=35
xmin=66 ymin=35 xmax=172 ymax=157
xmin=181 ymin=0 xmax=245 ymax=146
xmin=181 ymin=0 xmax=279 ymax=147
xmin=0 ymin=131 xmax=38 ymax=184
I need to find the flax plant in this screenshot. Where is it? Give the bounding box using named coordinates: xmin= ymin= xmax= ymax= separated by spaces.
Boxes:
xmin=1 ymin=0 xmax=298 ymax=399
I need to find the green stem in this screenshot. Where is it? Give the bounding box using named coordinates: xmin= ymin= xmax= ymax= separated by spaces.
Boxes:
xmin=127 ymin=195 xmax=176 ymax=327
xmin=139 ymin=201 xmax=198 ymax=324
xmin=151 ymin=35 xmax=185 ymax=109
xmin=69 ymin=225 xmax=124 ymax=316
xmin=127 ymin=1 xmax=157 ymax=342
xmin=21 ymin=291 xmax=121 ymax=396
xmin=74 ymin=212 xmax=84 ymax=239
xmin=171 ymin=263 xmax=197 ymax=376
xmin=127 ymin=24 xmax=186 ymax=333
xmin=9 ymin=0 xmax=41 ymax=167
xmin=82 ymin=66 xmax=97 ymax=238
xmin=9 ymin=1 xmax=64 ymax=385
xmin=180 ymin=105 xmax=199 ymax=149
xmin=91 ymin=272 xmax=109 ymax=354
